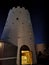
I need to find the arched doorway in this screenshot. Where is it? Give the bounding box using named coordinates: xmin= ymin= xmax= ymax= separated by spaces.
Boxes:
xmin=20 ymin=45 xmax=33 ymax=65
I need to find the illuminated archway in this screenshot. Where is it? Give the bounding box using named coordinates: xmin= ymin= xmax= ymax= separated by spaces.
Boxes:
xmin=20 ymin=45 xmax=33 ymax=65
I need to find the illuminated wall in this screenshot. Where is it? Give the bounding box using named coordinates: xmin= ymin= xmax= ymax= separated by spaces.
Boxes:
xmin=36 ymin=43 xmax=45 ymax=54
xmin=1 ymin=6 xmax=37 ymax=64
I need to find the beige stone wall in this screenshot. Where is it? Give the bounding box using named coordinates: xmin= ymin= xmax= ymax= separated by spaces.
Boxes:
xmin=36 ymin=43 xmax=45 ymax=54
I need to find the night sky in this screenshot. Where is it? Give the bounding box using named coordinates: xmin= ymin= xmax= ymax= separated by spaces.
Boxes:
xmin=0 ymin=0 xmax=49 ymax=44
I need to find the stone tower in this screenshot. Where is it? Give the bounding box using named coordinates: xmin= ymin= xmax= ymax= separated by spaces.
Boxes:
xmin=1 ymin=6 xmax=37 ymax=64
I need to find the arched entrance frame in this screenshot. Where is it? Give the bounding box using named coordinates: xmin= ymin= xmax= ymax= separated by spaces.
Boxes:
xmin=20 ymin=45 xmax=33 ymax=65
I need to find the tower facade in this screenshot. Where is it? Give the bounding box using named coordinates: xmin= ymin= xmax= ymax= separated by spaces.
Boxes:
xmin=1 ymin=6 xmax=37 ymax=64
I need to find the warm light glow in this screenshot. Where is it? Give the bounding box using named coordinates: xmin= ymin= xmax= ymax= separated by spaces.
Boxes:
xmin=21 ymin=51 xmax=30 ymax=53
xmin=0 ymin=42 xmax=3 ymax=48
xmin=22 ymin=56 xmax=27 ymax=64
xmin=21 ymin=51 xmax=33 ymax=64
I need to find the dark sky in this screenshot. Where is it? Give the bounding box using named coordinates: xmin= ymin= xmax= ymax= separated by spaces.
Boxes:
xmin=0 ymin=0 xmax=49 ymax=44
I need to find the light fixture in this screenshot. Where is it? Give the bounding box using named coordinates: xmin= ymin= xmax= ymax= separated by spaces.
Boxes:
xmin=0 ymin=42 xmax=3 ymax=48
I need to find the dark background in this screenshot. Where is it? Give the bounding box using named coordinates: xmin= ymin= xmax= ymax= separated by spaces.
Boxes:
xmin=0 ymin=0 xmax=49 ymax=44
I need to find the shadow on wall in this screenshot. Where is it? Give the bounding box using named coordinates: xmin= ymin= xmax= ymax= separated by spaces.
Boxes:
xmin=37 ymin=48 xmax=49 ymax=64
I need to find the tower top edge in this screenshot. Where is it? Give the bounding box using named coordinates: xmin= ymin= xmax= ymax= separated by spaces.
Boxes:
xmin=10 ymin=6 xmax=28 ymax=11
